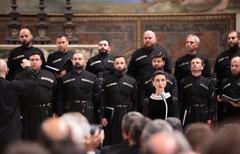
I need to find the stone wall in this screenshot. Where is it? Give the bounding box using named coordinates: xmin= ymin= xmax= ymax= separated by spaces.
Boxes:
xmin=0 ymin=13 xmax=236 ymax=71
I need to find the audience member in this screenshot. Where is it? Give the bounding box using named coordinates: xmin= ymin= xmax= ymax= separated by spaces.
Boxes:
xmin=5 ymin=141 xmax=50 ymax=154
xmin=61 ymin=112 xmax=103 ymax=153
xmin=141 ymin=119 xmax=173 ymax=142
xmin=101 ymin=111 xmax=144 ymax=154
xmin=166 ymin=117 xmax=183 ymax=132
xmin=184 ymin=123 xmax=214 ymax=154
xmin=204 ymin=123 xmax=240 ymax=154
xmin=143 ymin=131 xmax=191 ymax=154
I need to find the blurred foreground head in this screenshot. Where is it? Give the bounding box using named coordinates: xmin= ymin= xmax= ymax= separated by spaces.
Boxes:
xmin=38 ymin=117 xmax=72 ymax=148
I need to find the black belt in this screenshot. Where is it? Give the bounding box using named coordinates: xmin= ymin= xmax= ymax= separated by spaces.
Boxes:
xmin=65 ymin=100 xmax=93 ymax=110
xmin=37 ymin=103 xmax=51 ymax=108
xmin=110 ymin=104 xmax=129 ymax=109
xmin=72 ymin=100 xmax=87 ymax=104
xmin=191 ymin=104 xmax=206 ymax=108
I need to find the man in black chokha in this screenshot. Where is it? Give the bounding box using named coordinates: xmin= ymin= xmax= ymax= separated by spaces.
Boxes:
xmin=100 ymin=56 xmax=138 ymax=145
xmin=57 ymin=52 xmax=101 ymax=123
xmin=46 ymin=34 xmax=74 ymax=79
xmin=217 ymin=56 xmax=240 ymax=123
xmin=86 ymin=39 xmax=115 ymax=84
xmin=179 ymin=57 xmax=215 ymax=127
xmin=16 ymin=52 xmax=57 ymax=140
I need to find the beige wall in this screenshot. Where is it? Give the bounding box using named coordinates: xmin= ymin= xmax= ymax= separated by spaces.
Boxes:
xmin=237 ymin=13 xmax=240 ymax=32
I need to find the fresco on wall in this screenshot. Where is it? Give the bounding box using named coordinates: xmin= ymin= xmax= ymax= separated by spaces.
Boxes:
xmin=1 ymin=0 xmax=239 ymax=14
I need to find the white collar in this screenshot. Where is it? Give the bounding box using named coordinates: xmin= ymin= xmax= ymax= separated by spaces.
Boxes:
xmin=150 ymin=92 xmax=171 ymax=100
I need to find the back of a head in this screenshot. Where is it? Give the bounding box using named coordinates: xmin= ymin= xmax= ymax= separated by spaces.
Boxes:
xmin=129 ymin=117 xmax=151 ymax=145
xmin=143 ymin=131 xmax=191 ymax=154
xmin=142 ymin=119 xmax=173 ymax=142
xmin=5 ymin=141 xmax=50 ymax=154
xmin=184 ymin=123 xmax=214 ymax=153
xmin=205 ymin=124 xmax=240 ymax=154
xmin=61 ymin=112 xmax=90 ymax=146
xmin=122 ymin=111 xmax=144 ymax=135
xmin=166 ymin=117 xmax=183 ymax=132
xmin=38 ymin=117 xmax=71 ymax=149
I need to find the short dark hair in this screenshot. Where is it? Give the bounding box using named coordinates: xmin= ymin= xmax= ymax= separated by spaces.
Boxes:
xmin=28 ymin=51 xmax=42 ymax=59
xmin=152 ymin=70 xmax=167 ymax=81
xmin=56 ymin=34 xmax=68 ymax=40
xmin=122 ymin=112 xmax=144 ymax=135
xmin=99 ymin=39 xmax=111 ymax=46
xmin=191 ymin=56 xmax=204 ymax=66
xmin=151 ymin=52 xmax=166 ymax=62
xmin=129 ymin=117 xmax=150 ymax=145
xmin=113 ymin=55 xmax=126 ymax=61
xmin=229 ymin=30 xmax=240 ymax=39
xmin=20 ymin=25 xmax=32 ymax=32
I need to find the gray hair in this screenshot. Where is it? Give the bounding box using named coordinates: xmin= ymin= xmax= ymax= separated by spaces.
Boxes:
xmin=122 ymin=111 xmax=144 ymax=134
xmin=187 ymin=34 xmax=200 ymax=45
xmin=61 ymin=112 xmax=90 ymax=146
xmin=141 ymin=119 xmax=173 ymax=141
xmin=166 ymin=117 xmax=183 ymax=132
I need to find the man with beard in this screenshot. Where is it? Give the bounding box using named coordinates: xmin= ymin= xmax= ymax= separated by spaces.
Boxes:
xmin=7 ymin=27 xmax=46 ymax=80
xmin=214 ymin=31 xmax=240 ymax=83
xmin=143 ymin=52 xmax=179 ymax=118
xmin=144 ymin=52 xmax=178 ymax=99
xmin=16 ymin=52 xmax=57 ymax=140
xmin=217 ymin=56 xmax=240 ymax=122
xmin=57 ymin=52 xmax=101 ymax=123
xmin=46 ymin=34 xmax=73 ymax=79
xmin=100 ymin=56 xmax=138 ymax=145
xmin=127 ymin=30 xmax=172 ymax=114
xmin=179 ymin=57 xmax=215 ymax=127
xmin=174 ymin=34 xmax=211 ymax=87
xmin=86 ymin=39 xmax=114 ymax=84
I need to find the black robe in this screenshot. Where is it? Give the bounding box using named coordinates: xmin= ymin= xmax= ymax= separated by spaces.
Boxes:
xmin=16 ymin=69 xmax=57 ymax=140
xmin=174 ymin=52 xmax=211 ymax=86
xmin=6 ymin=45 xmax=45 ymax=80
xmin=179 ymin=75 xmax=215 ymax=126
xmin=148 ymin=93 xmax=174 ymax=120
xmin=57 ymin=70 xmax=101 ymax=123
xmin=214 ymin=47 xmax=240 ymax=82
xmin=101 ymin=72 xmax=138 ymax=145
xmin=0 ymin=67 xmax=36 ymax=148
xmin=218 ymin=75 xmax=240 ymax=122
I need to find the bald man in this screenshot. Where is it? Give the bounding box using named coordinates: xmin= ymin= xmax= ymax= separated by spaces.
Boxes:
xmin=57 ymin=52 xmax=101 ymax=123
xmin=127 ymin=30 xmax=172 ymax=113
xmin=0 ymin=59 xmax=37 ymax=151
xmin=39 ymin=117 xmax=71 ymax=144
xmin=7 ymin=27 xmax=46 ymax=80
xmin=217 ymin=56 xmax=240 ymax=122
